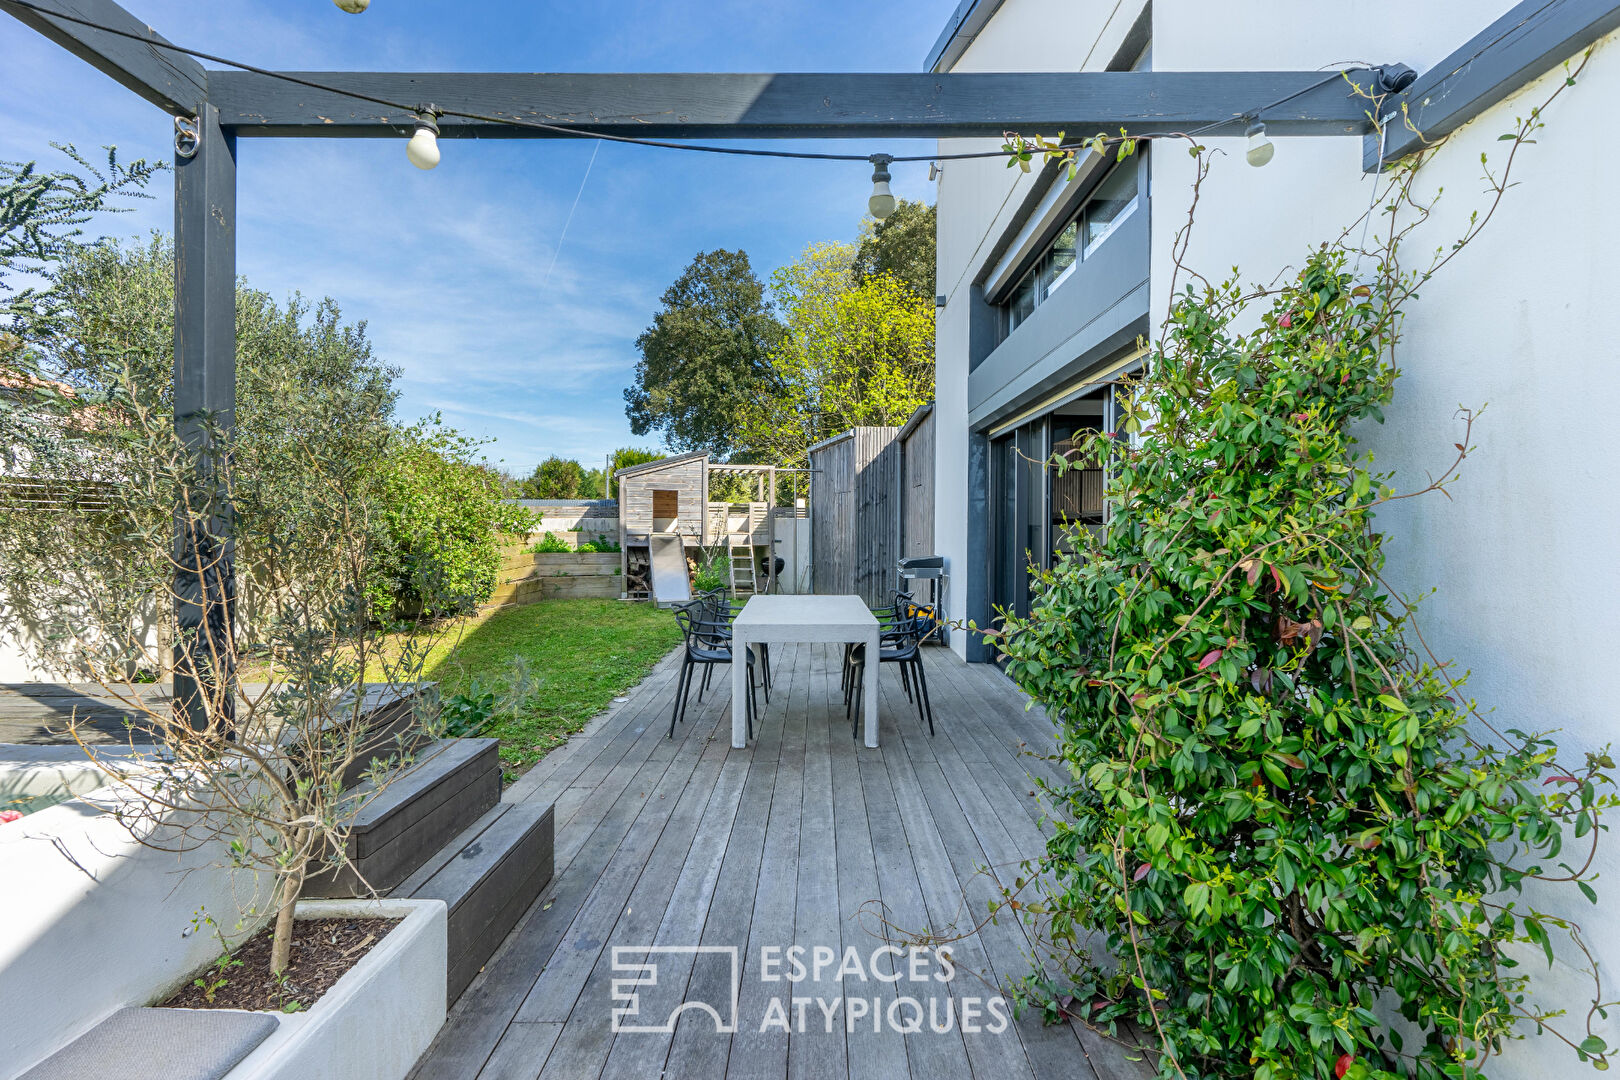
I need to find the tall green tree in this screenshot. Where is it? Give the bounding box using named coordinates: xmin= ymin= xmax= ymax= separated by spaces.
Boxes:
xmin=738 ymin=244 xmax=933 ymax=470
xmin=853 ymin=199 xmax=936 ymax=299
xmin=524 ymin=455 xmax=585 ymax=499
xmin=607 ymin=446 xmax=663 ymax=497
xmin=624 ymin=249 xmax=783 ymax=456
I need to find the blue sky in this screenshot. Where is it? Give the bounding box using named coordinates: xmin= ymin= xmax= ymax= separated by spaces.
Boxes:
xmin=0 ymin=0 xmax=951 ymax=475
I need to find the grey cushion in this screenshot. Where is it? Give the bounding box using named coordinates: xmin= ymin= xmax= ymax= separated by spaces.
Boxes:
xmin=19 ymin=1007 xmax=280 ymax=1080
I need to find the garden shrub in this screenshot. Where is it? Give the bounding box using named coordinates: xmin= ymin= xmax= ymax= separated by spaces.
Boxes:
xmin=369 ymin=419 xmax=534 ymax=618
xmin=996 ymin=247 xmax=1616 ymax=1079
xmin=531 ymin=532 xmax=571 ymax=553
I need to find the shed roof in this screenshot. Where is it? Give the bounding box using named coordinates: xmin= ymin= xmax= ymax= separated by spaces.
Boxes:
xmin=613 ymin=450 xmax=707 ymax=479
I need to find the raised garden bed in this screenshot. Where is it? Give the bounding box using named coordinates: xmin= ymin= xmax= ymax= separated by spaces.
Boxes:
xmin=487 ymin=549 xmax=621 ymax=607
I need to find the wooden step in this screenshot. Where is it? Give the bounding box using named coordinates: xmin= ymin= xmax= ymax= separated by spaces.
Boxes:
xmin=302 ymin=737 xmax=500 ymax=898
xmin=399 ymin=800 xmax=556 ymax=1002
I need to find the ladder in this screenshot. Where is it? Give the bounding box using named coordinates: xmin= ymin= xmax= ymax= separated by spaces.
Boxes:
xmin=728 ymin=535 xmax=758 ymax=595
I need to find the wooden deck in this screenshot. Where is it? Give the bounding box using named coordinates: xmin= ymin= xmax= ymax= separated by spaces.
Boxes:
xmin=409 ymin=643 xmax=1149 ymax=1080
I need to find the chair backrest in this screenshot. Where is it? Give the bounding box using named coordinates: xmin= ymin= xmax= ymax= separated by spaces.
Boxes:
xmin=674 ymin=605 xmax=729 ymax=651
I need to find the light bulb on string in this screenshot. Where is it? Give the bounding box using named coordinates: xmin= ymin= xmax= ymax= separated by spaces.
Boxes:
xmin=868 ymin=154 xmax=897 ymax=220
xmin=1245 ymin=120 xmax=1275 ymax=168
xmin=407 ymin=111 xmax=441 ymax=170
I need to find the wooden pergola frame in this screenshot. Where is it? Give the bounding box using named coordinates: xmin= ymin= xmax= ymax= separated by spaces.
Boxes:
xmin=4 ymin=0 xmax=1615 ymax=725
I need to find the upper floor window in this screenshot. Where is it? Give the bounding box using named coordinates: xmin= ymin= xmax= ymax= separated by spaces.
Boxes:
xmin=1003 ymin=162 xmax=1140 ymax=335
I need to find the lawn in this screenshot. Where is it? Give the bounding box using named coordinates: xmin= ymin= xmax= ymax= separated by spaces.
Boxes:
xmin=392 ymin=599 xmax=680 ymax=774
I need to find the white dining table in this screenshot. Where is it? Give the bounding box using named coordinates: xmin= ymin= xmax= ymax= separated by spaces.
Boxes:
xmin=730 ymin=594 xmax=880 ymax=749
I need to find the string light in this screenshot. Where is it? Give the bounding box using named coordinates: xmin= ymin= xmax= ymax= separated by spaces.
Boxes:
xmin=868 ymin=155 xmax=896 ymax=220
xmin=1245 ymin=120 xmax=1275 ymax=167
xmin=406 ymin=110 xmax=441 ymax=170
xmin=10 ymin=0 xmax=1445 ymax=198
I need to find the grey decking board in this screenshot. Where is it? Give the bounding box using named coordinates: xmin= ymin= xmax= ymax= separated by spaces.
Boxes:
xmin=477 ymin=1021 xmax=564 ymax=1080
xmin=407 ymin=730 xmax=697 ymax=1077
xmin=825 ymin=645 xmax=914 ymax=1080
xmin=414 ymin=642 xmax=1150 ymax=1080
xmin=878 ymin=685 xmax=1039 ymax=1080
xmin=726 ymin=638 xmax=810 ymax=1080
xmin=788 ymin=645 xmax=850 ymax=1080
xmin=660 ymin=644 xmax=792 ymax=1080
xmin=514 ymin=708 xmax=724 ymax=1023
xmin=854 ymin=694 xmax=975 ymax=1080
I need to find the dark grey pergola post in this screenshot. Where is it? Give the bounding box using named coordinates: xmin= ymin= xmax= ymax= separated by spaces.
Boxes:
xmin=172 ymin=103 xmax=237 ymax=732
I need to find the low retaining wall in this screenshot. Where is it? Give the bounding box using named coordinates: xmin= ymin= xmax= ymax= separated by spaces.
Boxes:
xmin=1 ymin=788 xmax=272 ymax=1076
xmin=485 ymin=549 xmax=620 ymax=608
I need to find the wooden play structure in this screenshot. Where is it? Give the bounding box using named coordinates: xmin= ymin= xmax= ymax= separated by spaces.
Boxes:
xmin=614 ymin=454 xmax=786 ymax=604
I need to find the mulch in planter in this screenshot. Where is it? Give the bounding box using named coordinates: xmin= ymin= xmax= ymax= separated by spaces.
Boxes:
xmin=162 ymin=917 xmax=398 ymax=1014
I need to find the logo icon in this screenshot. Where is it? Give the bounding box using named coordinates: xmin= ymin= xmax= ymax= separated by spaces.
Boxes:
xmin=610 ymin=946 xmax=741 ymax=1034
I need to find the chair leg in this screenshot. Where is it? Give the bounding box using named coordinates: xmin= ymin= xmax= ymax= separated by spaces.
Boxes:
xmin=900 ymin=661 xmax=913 ymax=703
xmin=670 ymin=658 xmax=691 ymax=738
xmin=914 ymin=657 xmax=935 ymax=736
xmin=760 ymin=646 xmax=770 ymax=704
xmin=679 ymin=662 xmax=699 ymax=728
xmin=698 ymin=664 xmax=711 ymax=701
xmin=851 ymin=661 xmax=862 ymax=739
xmin=747 ymin=664 xmax=757 ymax=740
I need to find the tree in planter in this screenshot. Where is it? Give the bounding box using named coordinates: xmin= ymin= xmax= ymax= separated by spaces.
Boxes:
xmin=6 ymin=362 xmax=462 ymax=977
xmin=990 ymin=55 xmax=1614 ymax=1080
xmin=0 ymin=146 xmax=466 ymax=980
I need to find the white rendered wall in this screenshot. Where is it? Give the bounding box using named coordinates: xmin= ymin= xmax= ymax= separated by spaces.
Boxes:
xmin=0 ymin=790 xmax=272 ymax=1076
xmin=1151 ymin=4 xmax=1619 ymax=1072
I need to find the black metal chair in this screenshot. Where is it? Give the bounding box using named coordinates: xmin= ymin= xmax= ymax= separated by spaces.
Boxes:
xmin=670 ymin=607 xmax=758 ymax=739
xmin=692 ymin=589 xmax=770 ymax=700
xmin=842 ymin=590 xmax=914 ymax=700
xmin=845 ymin=604 xmax=936 ymax=738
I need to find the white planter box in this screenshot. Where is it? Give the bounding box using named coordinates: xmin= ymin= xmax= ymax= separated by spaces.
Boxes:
xmin=227 ymin=898 xmax=446 ymax=1080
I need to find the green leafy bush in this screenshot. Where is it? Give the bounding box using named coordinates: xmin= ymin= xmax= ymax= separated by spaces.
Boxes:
xmin=531 ymin=533 xmax=571 ymax=554
xmin=692 ymin=548 xmax=729 ymax=594
xmin=369 ymin=419 xmax=534 ymax=619
xmin=997 ymin=248 xmax=1615 ymax=1079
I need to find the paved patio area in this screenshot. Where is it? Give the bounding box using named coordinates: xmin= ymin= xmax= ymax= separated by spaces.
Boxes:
xmin=408 ymin=642 xmax=1148 ymax=1080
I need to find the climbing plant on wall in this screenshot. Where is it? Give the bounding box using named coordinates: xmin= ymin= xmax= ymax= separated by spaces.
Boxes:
xmin=987 ymin=51 xmax=1614 ymax=1080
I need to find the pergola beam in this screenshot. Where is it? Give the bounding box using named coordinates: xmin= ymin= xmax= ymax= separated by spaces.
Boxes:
xmin=1365 ymin=0 xmax=1620 ymax=169
xmin=0 ymin=0 xmax=205 ymax=113
xmin=205 ymin=70 xmax=1382 ymax=140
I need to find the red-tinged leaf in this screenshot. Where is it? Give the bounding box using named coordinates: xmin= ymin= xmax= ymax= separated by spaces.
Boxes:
xmin=1335 ymin=1054 xmax=1356 ymax=1079
xmin=1198 ymin=649 xmax=1223 ymax=670
xmin=1545 ymin=774 xmax=1580 ymax=786
xmin=1271 ymin=565 xmax=1285 ymax=593
xmin=1133 ymin=863 xmax=1151 ymax=882
xmin=1272 ymin=752 xmax=1306 ymax=769
xmin=1455 ymin=442 xmax=1466 ymax=451
xmin=1092 ymin=1000 xmax=1107 ymax=1013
